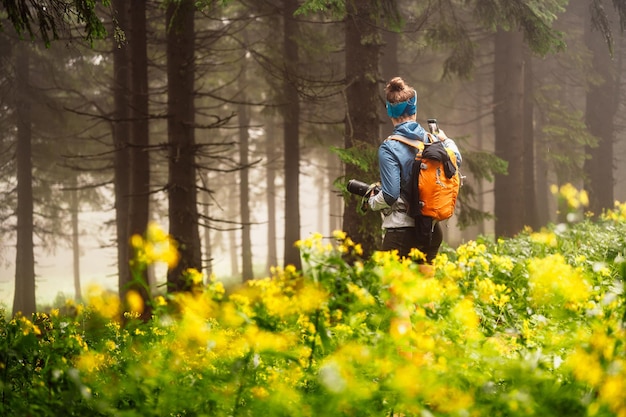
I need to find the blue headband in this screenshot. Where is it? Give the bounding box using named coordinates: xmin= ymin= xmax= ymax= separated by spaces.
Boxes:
xmin=386 ymin=90 xmax=417 ymax=118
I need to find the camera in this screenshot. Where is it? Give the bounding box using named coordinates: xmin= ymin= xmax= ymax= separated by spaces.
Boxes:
xmin=427 ymin=118 xmax=439 ymax=134
xmin=347 ymin=179 xmax=380 ymax=198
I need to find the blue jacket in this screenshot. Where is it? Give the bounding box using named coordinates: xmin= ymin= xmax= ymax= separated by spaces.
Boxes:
xmin=373 ymin=121 xmax=462 ymax=228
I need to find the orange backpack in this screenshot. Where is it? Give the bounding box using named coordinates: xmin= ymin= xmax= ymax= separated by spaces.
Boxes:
xmin=388 ymin=134 xmax=460 ymax=222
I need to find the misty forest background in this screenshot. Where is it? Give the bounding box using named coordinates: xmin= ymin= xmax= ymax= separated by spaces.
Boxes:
xmin=1 ymin=0 xmax=625 ymax=317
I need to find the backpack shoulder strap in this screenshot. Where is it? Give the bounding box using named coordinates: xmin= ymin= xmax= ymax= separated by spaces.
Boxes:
xmin=423 ymin=132 xmax=438 ymax=143
xmin=386 ymin=135 xmax=423 ymax=150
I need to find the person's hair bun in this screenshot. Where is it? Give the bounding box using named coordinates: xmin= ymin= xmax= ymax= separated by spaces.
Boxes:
xmin=388 ymin=77 xmax=406 ymax=92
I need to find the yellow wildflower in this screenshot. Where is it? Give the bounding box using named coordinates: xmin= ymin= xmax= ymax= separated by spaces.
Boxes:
xmin=599 ymin=375 xmax=626 ymax=416
xmin=154 ymin=295 xmax=167 ymax=307
xmin=332 ymin=230 xmax=347 ymax=241
xmin=429 ymin=386 xmax=474 ymax=413
xmin=451 ymin=298 xmax=480 ymax=336
xmin=18 ymin=316 xmax=41 ymax=336
xmin=527 ymin=254 xmax=591 ymax=310
xmin=125 ymin=290 xmax=144 ymax=315
xmin=601 ymin=201 xmax=626 ymax=222
xmin=130 ymin=233 xmax=144 ymax=249
xmin=346 ymin=283 xmax=375 ymax=305
xmin=568 ymin=348 xmax=603 ymax=386
xmin=530 ymin=230 xmax=558 ymax=247
xmin=250 ymin=386 xmax=270 ymax=399
xmin=185 ymin=268 xmax=204 ymax=285
xmin=551 ymin=183 xmax=589 ymax=210
xmin=492 ymin=255 xmax=515 ymax=272
xmin=76 ymin=351 xmax=107 ymax=373
xmin=105 ymin=340 xmax=117 ymax=352
xmin=86 ymin=284 xmax=121 ymax=322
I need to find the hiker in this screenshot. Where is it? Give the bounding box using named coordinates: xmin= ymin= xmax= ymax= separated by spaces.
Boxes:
xmin=367 ymin=76 xmax=462 ymax=263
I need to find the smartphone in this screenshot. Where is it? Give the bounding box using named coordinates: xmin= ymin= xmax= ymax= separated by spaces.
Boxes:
xmin=427 ymin=118 xmax=439 ymax=134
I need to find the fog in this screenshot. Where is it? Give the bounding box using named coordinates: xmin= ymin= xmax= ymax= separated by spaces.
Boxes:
xmin=0 ymin=169 xmax=331 ymax=308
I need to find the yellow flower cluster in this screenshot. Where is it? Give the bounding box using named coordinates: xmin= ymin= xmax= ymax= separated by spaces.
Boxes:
xmin=130 ymin=221 xmax=180 ymax=269
xmin=125 ymin=290 xmax=144 ymax=315
xmin=43 ymin=223 xmax=624 ymax=417
xmin=206 ymin=275 xmax=226 ymax=300
xmin=295 ymin=230 xmax=364 ymax=260
xmin=295 ymin=232 xmax=332 ymax=254
xmin=184 ymin=268 xmax=204 ymax=286
xmin=245 ymin=270 xmax=328 ymax=319
xmin=476 ymin=277 xmax=511 ymax=308
xmin=13 ymin=315 xmax=42 ymax=336
xmin=568 ymin=323 xmax=626 ymax=417
xmin=244 ymin=325 xmax=298 ymax=353
xmin=550 ymin=183 xmax=589 ymax=210
xmin=346 ymin=282 xmax=375 ymax=306
xmin=85 ymin=284 xmax=121 ymax=322
xmin=333 ymin=230 xmax=364 ymax=255
xmin=601 ymin=201 xmax=626 ymax=223
xmin=451 ymin=298 xmax=480 ymax=338
xmin=491 ymin=254 xmax=515 ymax=272
xmin=454 ymin=241 xmax=490 ymax=277
xmin=529 ymin=229 xmax=558 ymax=247
xmin=527 ymin=254 xmax=591 ymax=310
xmin=456 ymin=240 xmax=488 ymax=262
xmin=484 ymin=334 xmax=519 ymax=356
xmin=382 ymin=264 xmax=446 ymax=311
xmin=318 ymin=343 xmax=381 ymax=400
xmin=432 ymin=252 xmax=464 ymax=281
xmin=76 ymin=351 xmax=109 ymax=373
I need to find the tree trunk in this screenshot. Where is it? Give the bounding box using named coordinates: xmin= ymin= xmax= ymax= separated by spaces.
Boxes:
xmin=522 ymin=47 xmax=539 ymax=230
xmin=13 ymin=43 xmax=36 ymax=317
xmin=70 ymin=182 xmax=82 ymax=301
xmin=317 ymin=168 xmax=326 ymax=234
xmin=380 ymin=29 xmax=399 ymax=136
xmin=111 ymin=0 xmax=132 ymax=300
xmin=127 ymin=0 xmax=151 ymax=316
xmin=282 ymin=0 xmax=302 ymax=269
xmin=476 ymin=73 xmax=487 ymax=236
xmin=238 ymin=55 xmax=254 ymax=280
xmin=166 ymin=0 xmax=202 ymax=292
xmin=342 ymin=0 xmax=382 ymax=256
xmin=327 ymin=150 xmax=343 ymax=234
xmin=493 ymin=29 xmax=525 ymax=237
xmin=583 ymin=10 xmax=617 ymax=216
xmin=228 ymin=179 xmax=239 ymax=278
xmin=535 ymin=133 xmax=551 ymax=226
xmin=265 ymin=120 xmax=278 ymax=274
xmin=202 ymin=173 xmax=213 ymax=278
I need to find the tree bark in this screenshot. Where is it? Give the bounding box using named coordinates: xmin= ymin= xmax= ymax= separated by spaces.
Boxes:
xmin=475 ymin=73 xmax=486 ymax=236
xmin=127 ymin=0 xmax=151 ymax=315
xmin=238 ymin=58 xmax=254 ymax=280
xmin=583 ymin=10 xmax=617 ymax=216
xmin=282 ymin=0 xmax=302 ymax=269
xmin=327 ymin=150 xmax=343 ymax=234
xmin=522 ymin=46 xmax=539 ymax=230
xmin=493 ymin=29 xmax=525 ymax=237
xmin=342 ymin=0 xmax=382 ymax=256
xmin=166 ymin=0 xmax=202 ymax=291
xmin=70 ymin=182 xmax=82 ymax=301
xmin=380 ymin=29 xmax=399 ymax=136
xmin=265 ymin=120 xmax=278 ymax=274
xmin=228 ymin=180 xmax=239 ymax=277
xmin=13 ymin=43 xmax=36 ymax=317
xmin=111 ymin=0 xmax=132 ymax=301
xmin=202 ymin=173 xmax=213 ymax=278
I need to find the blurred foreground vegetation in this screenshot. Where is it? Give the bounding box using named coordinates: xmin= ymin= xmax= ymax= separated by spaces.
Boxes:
xmin=1 ymin=190 xmax=625 ymax=417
